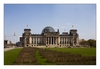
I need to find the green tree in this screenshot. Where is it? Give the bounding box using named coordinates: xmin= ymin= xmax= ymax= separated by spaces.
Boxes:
xmin=79 ymin=40 xmax=88 ymax=45
xmin=88 ymin=39 xmax=96 ymax=48
xmin=79 ymin=39 xmax=96 ymax=48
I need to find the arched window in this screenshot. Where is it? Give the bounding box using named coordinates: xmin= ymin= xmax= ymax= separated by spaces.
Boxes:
xmin=26 ymin=37 xmax=29 ymax=44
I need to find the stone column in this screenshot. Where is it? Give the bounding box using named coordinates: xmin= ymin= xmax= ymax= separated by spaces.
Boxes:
xmin=48 ymin=37 xmax=49 ymax=45
xmin=39 ymin=37 xmax=41 ymax=44
xmin=54 ymin=37 xmax=55 ymax=44
xmin=57 ymin=37 xmax=58 ymax=45
xmin=52 ymin=37 xmax=54 ymax=45
xmin=50 ymin=37 xmax=52 ymax=44
xmin=53 ymin=37 xmax=54 ymax=45
xmin=65 ymin=38 xmax=67 ymax=46
xmin=68 ymin=38 xmax=69 ymax=45
xmin=49 ymin=37 xmax=51 ymax=44
xmin=58 ymin=37 xmax=60 ymax=45
xmin=63 ymin=38 xmax=64 ymax=46
xmin=49 ymin=37 xmax=50 ymax=44
xmin=58 ymin=37 xmax=60 ymax=46
xmin=65 ymin=38 xmax=66 ymax=44
xmin=45 ymin=37 xmax=47 ymax=45
xmin=38 ymin=38 xmax=39 ymax=44
xmin=76 ymin=37 xmax=79 ymax=45
xmin=47 ymin=37 xmax=48 ymax=44
xmin=43 ymin=37 xmax=46 ymax=44
xmin=24 ymin=37 xmax=26 ymax=47
xmin=29 ymin=37 xmax=32 ymax=44
xmin=38 ymin=37 xmax=40 ymax=44
xmin=36 ymin=38 xmax=37 ymax=45
xmin=63 ymin=38 xmax=64 ymax=44
xmin=24 ymin=37 xmax=26 ymax=44
xmin=46 ymin=37 xmax=47 ymax=44
xmin=65 ymin=38 xmax=67 ymax=45
xmin=54 ymin=37 xmax=56 ymax=44
xmin=64 ymin=38 xmax=65 ymax=46
xmin=56 ymin=37 xmax=57 ymax=45
xmin=49 ymin=37 xmax=50 ymax=45
xmin=45 ymin=37 xmax=46 ymax=45
xmin=37 ymin=38 xmax=38 ymax=44
xmin=61 ymin=38 xmax=62 ymax=45
xmin=66 ymin=38 xmax=67 ymax=45
xmin=60 ymin=38 xmax=61 ymax=44
xmin=67 ymin=37 xmax=68 ymax=45
xmin=73 ymin=36 xmax=74 ymax=46
xmin=64 ymin=38 xmax=65 ymax=45
xmin=46 ymin=37 xmax=47 ymax=45
xmin=52 ymin=37 xmax=53 ymax=45
xmin=66 ymin=38 xmax=67 ymax=46
xmin=63 ymin=38 xmax=64 ymax=45
xmin=34 ymin=38 xmax=35 ymax=44
xmin=33 ymin=38 xmax=34 ymax=44
xmin=58 ymin=37 xmax=59 ymax=44
xmin=51 ymin=37 xmax=52 ymax=45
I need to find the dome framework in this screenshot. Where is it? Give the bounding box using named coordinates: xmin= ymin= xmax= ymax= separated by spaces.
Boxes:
xmin=41 ymin=26 xmax=55 ymax=34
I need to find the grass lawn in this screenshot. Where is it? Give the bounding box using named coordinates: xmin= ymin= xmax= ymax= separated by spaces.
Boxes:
xmin=4 ymin=48 xmax=22 ymax=65
xmin=36 ymin=50 xmax=55 ymax=65
xmin=36 ymin=50 xmax=47 ymax=64
xmin=48 ymin=48 xmax=96 ymax=56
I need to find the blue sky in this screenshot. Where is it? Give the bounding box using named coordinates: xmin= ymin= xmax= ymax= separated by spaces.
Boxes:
xmin=4 ymin=4 xmax=96 ymax=42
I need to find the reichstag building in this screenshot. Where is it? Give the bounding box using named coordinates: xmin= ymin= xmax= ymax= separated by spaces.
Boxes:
xmin=20 ymin=26 xmax=79 ymax=47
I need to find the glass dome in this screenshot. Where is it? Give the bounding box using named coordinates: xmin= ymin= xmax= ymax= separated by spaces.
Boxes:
xmin=41 ymin=26 xmax=55 ymax=34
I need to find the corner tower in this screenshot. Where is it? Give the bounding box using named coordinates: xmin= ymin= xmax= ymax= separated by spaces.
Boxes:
xmin=22 ymin=28 xmax=32 ymax=47
xmin=69 ymin=29 xmax=79 ymax=46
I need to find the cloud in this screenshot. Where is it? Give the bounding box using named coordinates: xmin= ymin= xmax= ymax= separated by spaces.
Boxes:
xmin=53 ymin=26 xmax=58 ymax=29
xmin=61 ymin=26 xmax=65 ymax=29
xmin=79 ymin=34 xmax=87 ymax=35
xmin=66 ymin=23 xmax=70 ymax=25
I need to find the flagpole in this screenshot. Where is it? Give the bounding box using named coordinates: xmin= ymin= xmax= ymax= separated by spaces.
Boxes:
xmin=4 ymin=35 xmax=6 ymax=40
xmin=14 ymin=32 xmax=16 ymax=45
xmin=26 ymin=25 xmax=28 ymax=29
xmin=15 ymin=36 xmax=16 ymax=44
xmin=72 ymin=25 xmax=74 ymax=29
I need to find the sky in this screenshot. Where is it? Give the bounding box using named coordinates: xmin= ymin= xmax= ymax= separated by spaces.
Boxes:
xmin=4 ymin=4 xmax=96 ymax=43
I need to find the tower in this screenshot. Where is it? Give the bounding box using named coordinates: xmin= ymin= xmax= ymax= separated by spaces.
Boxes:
xmin=22 ymin=28 xmax=32 ymax=47
xmin=70 ymin=29 xmax=77 ymax=35
xmin=4 ymin=35 xmax=6 ymax=40
xmin=14 ymin=32 xmax=16 ymax=44
xmin=69 ymin=25 xmax=79 ymax=46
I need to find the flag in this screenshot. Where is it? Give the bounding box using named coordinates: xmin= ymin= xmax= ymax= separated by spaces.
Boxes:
xmin=4 ymin=35 xmax=6 ymax=40
xmin=72 ymin=25 xmax=74 ymax=28
xmin=14 ymin=33 xmax=16 ymax=36
xmin=26 ymin=25 xmax=28 ymax=28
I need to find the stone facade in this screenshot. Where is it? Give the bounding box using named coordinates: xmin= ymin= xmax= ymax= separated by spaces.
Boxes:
xmin=20 ymin=26 xmax=79 ymax=47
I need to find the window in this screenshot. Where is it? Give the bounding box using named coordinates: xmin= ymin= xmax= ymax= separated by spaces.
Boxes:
xmin=26 ymin=37 xmax=29 ymax=44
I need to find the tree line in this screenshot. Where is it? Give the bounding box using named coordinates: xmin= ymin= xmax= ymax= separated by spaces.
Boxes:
xmin=79 ymin=39 xmax=96 ymax=48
